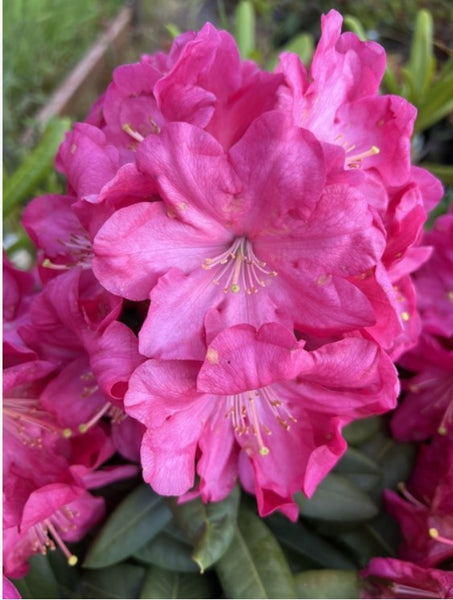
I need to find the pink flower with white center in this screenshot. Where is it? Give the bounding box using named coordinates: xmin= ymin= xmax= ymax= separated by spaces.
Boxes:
xmin=124 ymin=323 xmax=398 ymax=518
xmin=360 ymin=557 xmax=453 ymax=599
xmin=94 ymin=111 xmax=387 ymax=360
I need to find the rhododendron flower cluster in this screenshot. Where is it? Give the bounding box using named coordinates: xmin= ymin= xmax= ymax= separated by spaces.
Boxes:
xmin=359 ymin=207 xmax=453 ymax=596
xmin=3 ymin=9 xmax=448 ymax=582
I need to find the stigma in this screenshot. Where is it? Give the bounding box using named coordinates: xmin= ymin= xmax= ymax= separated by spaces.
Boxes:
xmin=202 ymin=237 xmax=277 ymax=294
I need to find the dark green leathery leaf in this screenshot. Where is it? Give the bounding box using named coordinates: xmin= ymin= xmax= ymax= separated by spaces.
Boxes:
xmin=215 ymin=505 xmax=297 ymax=599
xmin=168 ymin=485 xmax=240 ymax=572
xmin=83 ymin=484 xmax=172 ymax=568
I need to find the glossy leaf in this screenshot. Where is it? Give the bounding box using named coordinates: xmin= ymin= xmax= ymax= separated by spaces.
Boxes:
xmin=267 ymin=513 xmax=357 ymax=570
xmin=83 ymin=484 xmax=172 ymax=568
xmin=81 ymin=563 xmax=145 ymax=599
xmin=296 ymin=473 xmax=379 ymax=522
xmin=134 ymin=520 xmax=199 ymax=572
xmin=12 ymin=554 xmax=61 ymax=599
xmin=168 ymin=486 xmax=240 ymax=572
xmin=216 ymin=505 xmax=297 ymax=599
xmin=335 ymin=525 xmax=395 ymax=568
xmin=140 ymin=565 xmax=213 ymax=599
xmin=294 ymin=569 xmax=361 ymax=599
xmin=343 ymin=416 xmax=382 ymax=446
xmin=359 ymin=431 xmax=416 ymax=492
xmin=334 ymin=447 xmax=382 ymax=492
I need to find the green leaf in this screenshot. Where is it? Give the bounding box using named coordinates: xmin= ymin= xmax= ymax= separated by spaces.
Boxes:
xmin=140 ymin=565 xmax=213 ymax=599
xmin=294 ymin=569 xmax=361 ymax=599
xmin=296 ymin=473 xmax=379 ymax=521
xmin=12 ymin=554 xmax=61 ymax=599
xmin=134 ymin=520 xmax=199 ymax=572
xmin=267 ymin=513 xmax=357 ymax=570
xmin=168 ymin=485 xmax=240 ymax=572
xmin=216 ymin=505 xmax=297 ymax=599
xmin=3 ymin=117 xmax=71 ymax=216
xmin=343 ymin=416 xmax=382 ymax=446
xmin=83 ymin=484 xmax=172 ymax=568
xmin=335 ymin=525 xmax=394 ymax=568
xmin=415 ymin=61 xmax=453 ymax=132
xmin=359 ymin=430 xmax=416 ymax=492
xmin=407 ymin=10 xmax=434 ymax=100
xmin=81 ymin=563 xmax=145 ymax=599
xmin=266 ymin=33 xmax=313 ymax=71
xmin=234 ymin=0 xmax=255 ymax=59
xmin=334 ymin=447 xmax=382 ymax=492
xmin=343 ymin=15 xmax=367 ymax=41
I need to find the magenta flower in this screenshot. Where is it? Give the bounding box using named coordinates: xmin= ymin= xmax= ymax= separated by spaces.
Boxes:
xmin=3 ymin=482 xmax=104 ymax=579
xmin=360 ymin=557 xmax=453 ymax=599
xmin=385 ymin=435 xmax=453 ymax=567
xmin=392 ymin=333 xmax=453 ymax=440
xmin=86 ymin=23 xmax=283 ymax=156
xmin=3 ymin=256 xmax=38 ymax=364
xmin=124 ymin=323 xmax=398 ymax=517
xmin=94 ymin=111 xmax=388 ymax=360
xmin=413 ymin=212 xmax=453 ymax=338
xmin=3 ymin=576 xmax=21 ymax=599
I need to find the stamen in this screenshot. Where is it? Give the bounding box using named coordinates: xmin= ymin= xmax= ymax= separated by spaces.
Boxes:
xmin=3 ymin=397 xmax=62 ymax=446
xmin=346 ymin=145 xmax=380 ymax=169
xmin=43 ymin=230 xmax=93 ymax=270
xmin=42 ymin=258 xmax=71 ymax=271
xmin=122 ymin=123 xmax=145 ymax=142
xmin=31 ymin=508 xmax=78 ymax=566
xmin=397 ymin=482 xmax=427 ymax=509
xmin=203 ymin=237 xmax=277 ymax=294
xmin=226 ymin=387 xmax=296 ymax=456
xmin=78 ymin=402 xmax=127 ymax=433
xmin=429 ymin=527 xmax=453 ymax=547
xmin=390 ymin=583 xmax=440 ymax=599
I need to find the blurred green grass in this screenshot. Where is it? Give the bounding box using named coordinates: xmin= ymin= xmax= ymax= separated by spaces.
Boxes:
xmin=3 ymin=0 xmax=123 ymax=173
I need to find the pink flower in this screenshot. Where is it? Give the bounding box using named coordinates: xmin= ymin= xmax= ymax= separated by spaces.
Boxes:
xmin=413 ymin=212 xmax=453 ymax=339
xmin=360 ymin=557 xmax=453 ymax=599
xmin=3 ymin=359 xmax=61 ymax=474
xmin=3 ymin=576 xmax=22 ymax=599
xmin=3 ymin=482 xmax=104 ymax=579
xmin=94 ymin=111 xmax=388 ymax=360
xmin=392 ymin=333 xmax=453 ymax=440
xmin=3 ymin=256 xmax=38 ymax=364
xmin=86 ymin=23 xmax=283 ymax=157
xmin=124 ymin=323 xmax=398 ymax=518
xmin=384 ymin=435 xmax=453 ymax=567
